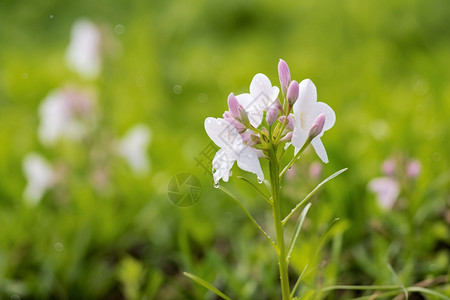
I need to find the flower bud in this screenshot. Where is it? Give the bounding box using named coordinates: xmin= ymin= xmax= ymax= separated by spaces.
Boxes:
xmin=227 ymin=93 xmax=240 ymax=117
xmin=223 ymin=111 xmax=246 ymax=133
xmin=280 ymin=131 xmax=293 ymax=142
xmin=278 ymin=59 xmax=291 ymax=96
xmin=266 ymin=103 xmax=279 ymax=126
xmin=308 ymin=113 xmax=326 ymax=139
xmin=238 ymin=106 xmax=250 ymax=127
xmin=286 ymin=80 xmax=299 ymax=106
xmin=278 ymin=114 xmax=294 ymax=131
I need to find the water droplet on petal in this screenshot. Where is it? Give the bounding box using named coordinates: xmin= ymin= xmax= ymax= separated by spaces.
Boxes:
xmin=214 ymin=183 xmax=219 ymax=188
xmin=257 ymin=178 xmax=263 ymax=184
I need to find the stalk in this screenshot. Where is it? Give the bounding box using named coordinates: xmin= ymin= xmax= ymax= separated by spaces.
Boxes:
xmin=269 ymin=144 xmax=291 ymax=300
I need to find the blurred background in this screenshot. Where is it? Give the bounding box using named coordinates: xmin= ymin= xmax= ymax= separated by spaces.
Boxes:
xmin=0 ymin=0 xmax=449 ymax=299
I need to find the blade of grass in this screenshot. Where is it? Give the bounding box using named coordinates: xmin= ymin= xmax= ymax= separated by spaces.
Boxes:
xmin=183 ymin=272 xmax=232 ymax=300
xmin=290 ymin=218 xmax=341 ymax=297
xmin=237 ymin=176 xmax=272 ymax=206
xmin=282 ymin=168 xmax=348 ymax=225
xmin=287 ymin=203 xmax=312 ymax=263
xmin=218 ymin=186 xmax=277 ymax=250
xmin=387 ymin=263 xmax=408 ymax=300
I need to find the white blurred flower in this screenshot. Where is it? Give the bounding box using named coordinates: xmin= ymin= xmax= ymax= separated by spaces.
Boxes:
xmin=66 ymin=18 xmax=101 ymax=79
xmin=38 ymin=87 xmax=95 ymax=146
xmin=22 ymin=153 xmax=54 ymax=205
xmin=118 ymin=125 xmax=152 ymax=175
xmin=368 ymin=177 xmax=400 ymax=209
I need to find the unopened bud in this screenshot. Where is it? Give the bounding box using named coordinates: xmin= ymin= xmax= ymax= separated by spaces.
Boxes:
xmin=223 ymin=111 xmax=246 ymax=133
xmin=278 ymin=59 xmax=291 ymax=96
xmin=266 ymin=103 xmax=279 ymax=126
xmin=227 ymin=93 xmax=240 ymax=117
xmin=238 ymin=106 xmax=250 ymax=127
xmin=280 ymin=131 xmax=293 ymax=142
xmin=250 ymin=134 xmax=261 ymax=144
xmin=287 ymin=80 xmax=299 ymax=106
xmin=308 ymin=113 xmax=326 ymax=139
xmin=278 ymin=115 xmax=294 ymax=131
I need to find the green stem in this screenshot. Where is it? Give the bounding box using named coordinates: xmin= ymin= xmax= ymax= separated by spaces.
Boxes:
xmin=269 ymin=145 xmax=291 ymax=300
xmin=279 ymin=138 xmax=312 ymax=179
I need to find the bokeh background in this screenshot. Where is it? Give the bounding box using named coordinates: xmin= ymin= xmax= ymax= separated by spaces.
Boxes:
xmin=0 ymin=0 xmax=449 ymax=299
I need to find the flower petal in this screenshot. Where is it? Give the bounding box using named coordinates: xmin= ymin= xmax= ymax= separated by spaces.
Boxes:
xmin=212 ymin=149 xmax=235 ymax=183
xmin=205 ymin=117 xmax=244 ymax=150
xmin=368 ymin=177 xmax=399 ymax=209
xmin=307 ymin=102 xmax=336 ymax=132
xmin=291 ymin=127 xmax=309 ymax=154
xmin=236 ymin=93 xmax=263 ymax=128
xmin=311 ymin=137 xmax=329 ymax=163
xmin=295 ymin=79 xmax=317 ymax=111
xmin=249 ymin=73 xmax=272 ymax=102
xmin=237 ymin=148 xmax=264 ymax=181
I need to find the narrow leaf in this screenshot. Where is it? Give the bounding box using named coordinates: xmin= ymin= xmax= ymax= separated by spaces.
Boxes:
xmin=183 ymin=272 xmax=232 ymax=300
xmin=387 ymin=263 xmax=408 ymax=300
xmin=237 ymin=176 xmax=272 ymax=206
xmin=283 ymin=168 xmax=348 ymax=225
xmin=218 ymin=186 xmax=277 ymax=250
xmin=290 ymin=218 xmax=341 ymax=297
xmin=287 ymin=203 xmax=312 ymax=263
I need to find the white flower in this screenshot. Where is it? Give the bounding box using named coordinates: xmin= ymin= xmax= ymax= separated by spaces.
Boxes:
xmin=235 ymin=73 xmax=280 ymax=128
xmin=22 ymin=153 xmax=54 ymax=205
xmin=291 ymin=79 xmax=335 ymax=163
xmin=38 ymin=87 xmax=94 ymax=146
xmin=204 ymin=117 xmax=264 ymax=184
xmin=118 ymin=125 xmax=152 ymax=175
xmin=368 ymin=177 xmax=400 ymax=209
xmin=66 ymin=18 xmax=101 ymax=79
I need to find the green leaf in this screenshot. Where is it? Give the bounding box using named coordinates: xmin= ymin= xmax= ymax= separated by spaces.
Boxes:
xmin=237 ymin=176 xmax=272 ymax=206
xmin=183 ymin=272 xmax=232 ymax=300
xmin=218 ymin=186 xmax=277 ymax=250
xmin=287 ymin=202 xmax=311 ymax=263
xmin=282 ymin=168 xmax=348 ymax=225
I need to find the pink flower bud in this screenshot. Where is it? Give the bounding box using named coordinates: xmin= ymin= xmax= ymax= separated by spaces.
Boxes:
xmin=308 ymin=113 xmax=326 ymax=139
xmin=280 ymin=131 xmax=293 ymax=142
xmin=407 ymin=159 xmax=421 ymax=179
xmin=238 ymin=106 xmax=250 ymax=127
xmin=266 ymin=103 xmax=279 ymax=126
xmin=223 ymin=111 xmax=246 ymax=133
xmin=278 ymin=59 xmax=291 ymax=96
xmin=227 ymin=93 xmax=240 ymax=117
xmin=278 ymin=115 xmax=294 ymax=131
xmin=286 ymin=80 xmax=299 ymax=106
xmin=382 ymin=159 xmax=396 ymax=176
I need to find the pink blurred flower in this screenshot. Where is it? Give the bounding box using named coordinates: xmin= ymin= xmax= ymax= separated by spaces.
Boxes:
xmin=407 ymin=159 xmax=421 ymax=179
xmin=368 ymin=177 xmax=400 ymax=209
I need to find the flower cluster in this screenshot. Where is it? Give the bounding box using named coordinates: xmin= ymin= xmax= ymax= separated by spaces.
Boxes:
xmin=22 ymin=19 xmax=151 ymax=204
xmin=368 ymin=156 xmax=421 ymax=209
xmin=205 ymin=59 xmax=336 ymax=185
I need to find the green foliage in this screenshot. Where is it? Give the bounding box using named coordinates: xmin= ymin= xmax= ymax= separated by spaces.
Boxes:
xmin=0 ymin=0 xmax=449 ymax=299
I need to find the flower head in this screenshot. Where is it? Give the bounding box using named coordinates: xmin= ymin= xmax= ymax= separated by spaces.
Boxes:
xmin=118 ymin=124 xmax=152 ymax=175
xmin=22 ymin=153 xmax=54 ymax=205
xmin=66 ymin=18 xmax=101 ymax=79
xmin=368 ymin=177 xmax=400 ymax=209
xmin=205 ymin=117 xmax=264 ymax=184
xmin=291 ymin=79 xmax=335 ymax=163
xmin=235 ymin=73 xmax=279 ymax=128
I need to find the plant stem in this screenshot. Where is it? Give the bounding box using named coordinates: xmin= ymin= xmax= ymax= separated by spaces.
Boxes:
xmin=269 ymin=145 xmax=291 ymax=300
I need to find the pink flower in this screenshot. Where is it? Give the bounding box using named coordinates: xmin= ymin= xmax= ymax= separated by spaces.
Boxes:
xmin=368 ymin=177 xmax=400 ymax=209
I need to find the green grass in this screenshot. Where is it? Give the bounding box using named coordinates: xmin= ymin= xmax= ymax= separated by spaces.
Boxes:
xmin=0 ymin=0 xmax=449 ymax=299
